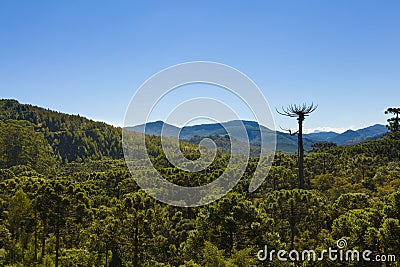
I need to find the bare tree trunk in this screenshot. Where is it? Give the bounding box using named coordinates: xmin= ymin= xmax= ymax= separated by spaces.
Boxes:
xmin=55 ymin=223 xmax=60 ymax=267
xmin=34 ymin=210 xmax=37 ymax=262
xmin=133 ymin=219 xmax=139 ymax=266
xmin=289 ymin=200 xmax=295 ymax=250
xmin=273 ymin=176 xmax=276 ymax=190
xmin=105 ymin=243 xmax=108 ymax=267
xmin=298 ymin=116 xmax=305 ymax=189
xmin=41 ymin=221 xmax=46 ymax=259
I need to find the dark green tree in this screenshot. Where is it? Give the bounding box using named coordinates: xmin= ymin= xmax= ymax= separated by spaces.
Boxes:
xmin=36 ymin=180 xmax=90 ymax=267
xmin=385 ymin=107 xmax=400 ymax=132
xmin=0 ymin=120 xmax=55 ymax=173
xmin=277 ymin=103 xmax=317 ymax=189
xmin=261 ymin=189 xmax=327 ymax=250
xmin=310 ymin=141 xmax=337 ymax=152
xmin=7 ymin=189 xmax=33 ymax=264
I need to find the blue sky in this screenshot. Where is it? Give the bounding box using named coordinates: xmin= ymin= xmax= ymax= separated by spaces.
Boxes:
xmin=1 ymin=1 xmax=399 ymax=133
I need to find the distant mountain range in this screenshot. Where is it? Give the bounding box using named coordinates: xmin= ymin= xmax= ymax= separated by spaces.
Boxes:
xmin=127 ymin=121 xmax=388 ymax=153
xmin=0 ymin=99 xmax=388 ymax=158
xmin=306 ymin=124 xmax=388 ymax=145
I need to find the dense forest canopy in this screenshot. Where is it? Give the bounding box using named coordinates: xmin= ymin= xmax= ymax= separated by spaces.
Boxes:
xmin=0 ymin=99 xmax=399 ymax=266
xmin=0 ymin=120 xmax=55 ymax=174
xmin=0 ymin=99 xmax=123 ymax=163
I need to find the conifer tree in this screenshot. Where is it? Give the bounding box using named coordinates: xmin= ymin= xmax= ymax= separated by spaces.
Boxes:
xmin=277 ymin=103 xmax=317 ymax=189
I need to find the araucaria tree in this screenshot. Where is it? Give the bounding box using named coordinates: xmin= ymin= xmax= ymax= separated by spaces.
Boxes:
xmin=277 ymin=103 xmax=317 ymax=189
xmin=385 ymin=107 xmax=400 ymax=132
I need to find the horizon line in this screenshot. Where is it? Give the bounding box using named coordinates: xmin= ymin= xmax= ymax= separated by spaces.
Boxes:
xmin=0 ymin=98 xmax=386 ymax=134
xmin=124 ymin=119 xmax=385 ymax=134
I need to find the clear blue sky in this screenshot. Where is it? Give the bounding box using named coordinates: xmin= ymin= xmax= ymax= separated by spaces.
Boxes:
xmin=1 ymin=1 xmax=399 ymax=133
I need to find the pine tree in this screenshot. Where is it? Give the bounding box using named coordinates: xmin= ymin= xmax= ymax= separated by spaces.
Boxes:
xmin=277 ymin=103 xmax=317 ymax=189
xmin=385 ymin=107 xmax=400 ymax=132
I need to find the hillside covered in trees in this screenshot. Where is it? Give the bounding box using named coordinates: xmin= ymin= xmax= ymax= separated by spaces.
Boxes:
xmin=0 ymin=100 xmax=399 ymax=266
xmin=0 ymin=100 xmax=123 ymax=163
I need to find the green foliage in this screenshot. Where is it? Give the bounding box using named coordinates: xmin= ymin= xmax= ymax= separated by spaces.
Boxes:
xmin=0 ymin=99 xmax=123 ymax=162
xmin=310 ymin=141 xmax=338 ymax=152
xmin=385 ymin=107 xmax=400 ymax=132
xmin=0 ymin=224 xmax=11 ymax=248
xmin=332 ymin=208 xmax=382 ymax=251
xmin=59 ymin=248 xmax=95 ymax=266
xmin=0 ymin=101 xmax=400 ymax=266
xmin=0 ymin=120 xmax=55 ymax=173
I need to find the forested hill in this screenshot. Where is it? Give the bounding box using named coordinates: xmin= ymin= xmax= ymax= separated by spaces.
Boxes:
xmin=1 ymin=99 xmax=400 ymax=266
xmin=0 ymin=99 xmax=123 ymax=162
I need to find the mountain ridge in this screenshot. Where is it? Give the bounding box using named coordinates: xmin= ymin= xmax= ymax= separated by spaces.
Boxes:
xmin=0 ymin=99 xmax=388 ymax=156
xmin=128 ymin=120 xmax=388 ymax=153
